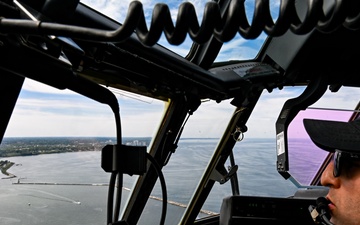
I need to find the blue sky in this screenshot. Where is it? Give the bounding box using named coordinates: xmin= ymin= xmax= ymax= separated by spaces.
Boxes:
xmin=5 ymin=0 xmax=360 ymax=138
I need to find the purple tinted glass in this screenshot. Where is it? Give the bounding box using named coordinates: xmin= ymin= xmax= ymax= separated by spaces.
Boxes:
xmin=287 ymin=108 xmax=354 ymax=186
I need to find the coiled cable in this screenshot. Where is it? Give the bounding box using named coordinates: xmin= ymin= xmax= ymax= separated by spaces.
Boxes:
xmin=1 ymin=0 xmax=360 ymax=46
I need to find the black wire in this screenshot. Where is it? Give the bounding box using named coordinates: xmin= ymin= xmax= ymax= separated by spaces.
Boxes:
xmin=108 ymin=99 xmax=123 ymax=224
xmin=114 ymin=172 xmax=123 ymax=222
xmin=107 ymin=172 xmax=117 ymax=225
xmin=146 ymin=153 xmax=167 ymax=225
xmin=163 ymin=113 xmax=190 ymax=166
xmin=320 ymin=209 xmax=334 ymax=225
xmin=229 ymin=151 xmax=240 ymax=196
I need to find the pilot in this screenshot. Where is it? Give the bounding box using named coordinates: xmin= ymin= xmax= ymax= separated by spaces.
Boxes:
xmin=304 ymin=118 xmax=360 ymax=225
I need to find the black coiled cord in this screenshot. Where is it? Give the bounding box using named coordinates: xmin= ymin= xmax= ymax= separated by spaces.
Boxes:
xmin=138 ymin=0 xmax=360 ymax=44
xmin=1 ymin=0 xmax=360 ymax=46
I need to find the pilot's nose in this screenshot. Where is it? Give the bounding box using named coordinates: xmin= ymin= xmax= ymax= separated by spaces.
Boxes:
xmin=321 ymin=161 xmax=340 ymax=188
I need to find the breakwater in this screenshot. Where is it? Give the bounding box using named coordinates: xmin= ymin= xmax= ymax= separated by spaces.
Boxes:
xmin=0 ymin=160 xmax=16 ymax=179
xmin=13 ymin=181 xmax=109 ymax=186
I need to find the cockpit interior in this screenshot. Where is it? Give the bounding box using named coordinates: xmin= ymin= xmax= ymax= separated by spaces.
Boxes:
xmin=1 ymin=0 xmax=360 ymax=224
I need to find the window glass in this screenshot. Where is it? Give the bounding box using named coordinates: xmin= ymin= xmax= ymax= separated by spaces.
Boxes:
xmin=286 ymin=86 xmax=360 ymax=186
xmin=199 ymin=87 xmax=309 ymax=219
xmin=137 ymin=99 xmax=235 ymax=225
xmin=232 ymin=88 xmax=302 ymax=197
xmin=287 ymin=108 xmax=355 ymax=186
xmin=199 ymin=88 xmax=304 ymax=220
xmin=0 ymin=78 xmax=165 ymax=225
xmin=214 ymin=0 xmax=280 ymax=62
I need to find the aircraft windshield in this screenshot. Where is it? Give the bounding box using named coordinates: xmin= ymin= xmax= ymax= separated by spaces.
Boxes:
xmin=3 ymin=0 xmax=360 ymax=224
xmin=288 ymin=107 xmax=360 ymax=186
xmin=0 ymin=79 xmax=167 ymax=224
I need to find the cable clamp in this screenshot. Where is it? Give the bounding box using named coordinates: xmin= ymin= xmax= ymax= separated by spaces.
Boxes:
xmin=101 ymin=144 xmax=147 ymax=175
xmin=209 ymin=165 xmax=238 ymax=185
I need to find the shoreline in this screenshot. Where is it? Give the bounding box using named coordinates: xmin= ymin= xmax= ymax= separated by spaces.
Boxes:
xmin=0 ymin=160 xmax=16 ymax=179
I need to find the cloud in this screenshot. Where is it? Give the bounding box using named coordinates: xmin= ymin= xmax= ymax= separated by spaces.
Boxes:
xmin=22 ymin=78 xmax=75 ymax=95
xmin=244 ymin=86 xmax=360 ymax=139
xmin=216 ymin=39 xmax=260 ymax=61
xmin=181 ymin=99 xmax=236 ymax=138
xmin=80 ymin=0 xmax=131 ymax=23
xmin=5 ymin=79 xmax=165 ymax=137
xmin=8 ymin=79 xmax=360 ymax=139
xmin=311 ymin=87 xmax=360 ymax=109
xmin=6 ymin=94 xmax=165 ymax=137
xmin=6 ymin=110 xmax=116 ymax=137
xmin=80 ymin=0 xmax=191 ymax=26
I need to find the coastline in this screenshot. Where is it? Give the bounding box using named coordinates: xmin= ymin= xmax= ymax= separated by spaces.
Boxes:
xmin=0 ymin=160 xmax=16 ymax=179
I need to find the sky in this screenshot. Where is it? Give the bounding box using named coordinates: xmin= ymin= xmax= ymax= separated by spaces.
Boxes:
xmin=4 ymin=0 xmax=360 ymax=139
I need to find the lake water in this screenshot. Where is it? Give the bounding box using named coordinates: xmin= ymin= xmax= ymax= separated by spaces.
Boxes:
xmin=0 ymin=138 xmax=301 ymax=225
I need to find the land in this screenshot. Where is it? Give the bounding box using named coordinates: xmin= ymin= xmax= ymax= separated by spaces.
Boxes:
xmin=0 ymin=137 xmax=150 ymax=157
xmin=0 ymin=137 xmax=149 ymax=179
xmin=0 ymin=160 xmax=16 ymax=178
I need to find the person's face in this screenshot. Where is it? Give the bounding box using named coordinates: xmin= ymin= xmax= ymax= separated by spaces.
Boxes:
xmin=321 ymin=158 xmax=360 ymax=225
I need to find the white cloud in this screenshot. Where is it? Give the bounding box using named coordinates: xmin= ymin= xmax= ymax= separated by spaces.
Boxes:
xmin=80 ymin=0 xmax=197 ymax=26
xmin=22 ymin=78 xmax=76 ymax=95
xmin=243 ymin=86 xmax=360 ymax=139
xmin=6 ymin=95 xmax=164 ymax=137
xmin=180 ymin=99 xmax=235 ymax=138
xmin=242 ymin=88 xmax=302 ymax=138
xmin=5 ymin=110 xmax=116 ymax=137
xmin=8 ymin=80 xmax=360 ymax=139
xmin=16 ymin=97 xmax=110 ymax=115
xmin=312 ymin=87 xmax=360 ymax=109
xmin=80 ymin=0 xmax=131 ymax=23
xmin=6 ymin=79 xmax=166 ymax=137
xmin=217 ymin=44 xmax=258 ymax=61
